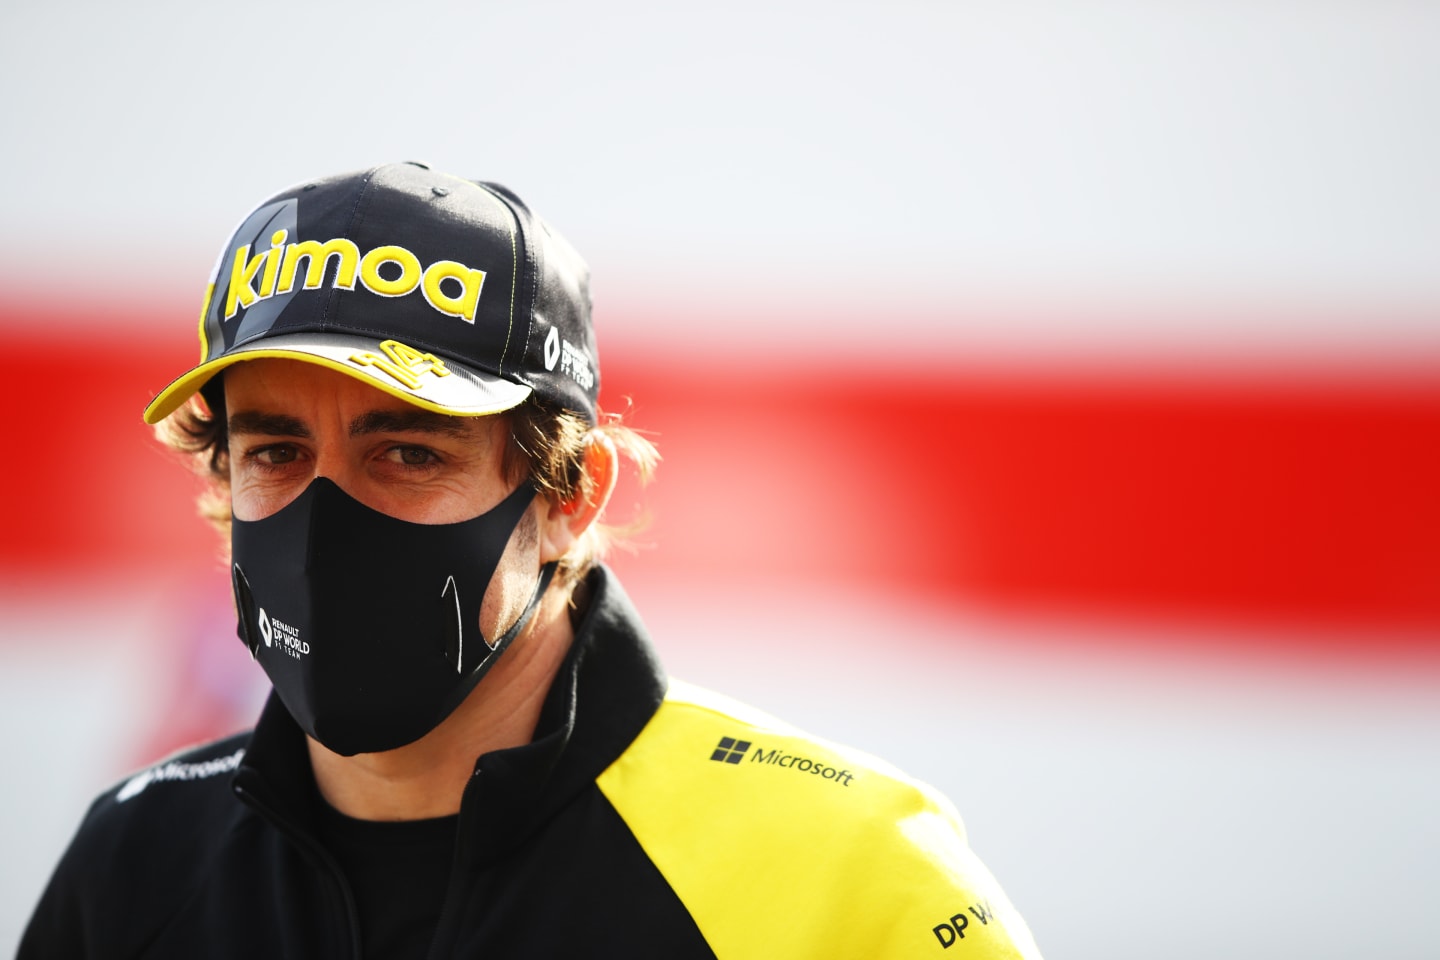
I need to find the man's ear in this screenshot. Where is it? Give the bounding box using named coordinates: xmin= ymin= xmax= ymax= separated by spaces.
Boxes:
xmin=538 ymin=432 xmax=619 ymax=564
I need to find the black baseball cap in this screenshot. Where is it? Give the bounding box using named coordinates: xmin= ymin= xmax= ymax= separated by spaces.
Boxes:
xmin=143 ymin=162 xmax=598 ymax=425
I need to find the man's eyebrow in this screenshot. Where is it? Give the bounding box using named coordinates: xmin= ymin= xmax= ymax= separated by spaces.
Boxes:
xmin=349 ymin=409 xmax=474 ymax=439
xmin=228 ymin=411 xmax=312 ymax=438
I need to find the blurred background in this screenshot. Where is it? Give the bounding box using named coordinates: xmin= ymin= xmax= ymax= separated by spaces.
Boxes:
xmin=2 ymin=2 xmax=1438 ymax=956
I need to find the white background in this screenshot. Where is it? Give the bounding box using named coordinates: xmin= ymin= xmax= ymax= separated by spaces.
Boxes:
xmin=2 ymin=2 xmax=1438 ymax=345
xmin=2 ymin=2 xmax=1438 ymax=957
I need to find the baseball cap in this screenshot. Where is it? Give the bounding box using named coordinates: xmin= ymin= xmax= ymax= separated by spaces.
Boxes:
xmin=143 ymin=162 xmax=599 ymax=425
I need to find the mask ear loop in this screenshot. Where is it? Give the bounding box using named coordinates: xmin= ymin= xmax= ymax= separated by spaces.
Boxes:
xmin=435 ymin=561 xmax=559 ymax=723
xmin=436 ymin=482 xmax=544 ymax=673
xmin=484 ymin=561 xmax=559 ymax=655
xmin=232 ymin=564 xmax=261 ymax=659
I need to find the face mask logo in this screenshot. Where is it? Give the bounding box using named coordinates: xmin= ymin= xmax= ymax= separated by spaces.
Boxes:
xmin=231 ymin=477 xmax=553 ymax=756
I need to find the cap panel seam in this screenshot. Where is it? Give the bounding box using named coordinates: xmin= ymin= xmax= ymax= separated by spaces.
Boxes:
xmin=515 ymin=215 xmax=540 ymax=387
xmin=469 ymin=181 xmax=521 ymax=376
xmin=321 ymin=166 xmax=384 ymax=327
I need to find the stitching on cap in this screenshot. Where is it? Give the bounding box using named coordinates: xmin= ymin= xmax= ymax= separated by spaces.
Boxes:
xmin=449 ymin=176 xmax=524 ymax=374
xmin=510 ymin=213 xmax=541 ymax=379
xmin=322 ymin=166 xmax=383 ymax=326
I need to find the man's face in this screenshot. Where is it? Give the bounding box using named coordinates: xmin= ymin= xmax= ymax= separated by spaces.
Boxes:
xmin=224 ymin=357 xmax=541 ymax=641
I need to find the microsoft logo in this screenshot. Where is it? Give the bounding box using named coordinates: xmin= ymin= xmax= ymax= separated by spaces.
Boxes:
xmin=710 ymin=736 xmax=751 ymax=764
xmin=706 ymin=736 xmax=856 ymax=787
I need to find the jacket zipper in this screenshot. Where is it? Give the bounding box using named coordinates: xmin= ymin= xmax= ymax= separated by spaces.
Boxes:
xmin=233 ymin=780 xmax=364 ymax=960
xmin=425 ymin=766 xmax=486 ymax=959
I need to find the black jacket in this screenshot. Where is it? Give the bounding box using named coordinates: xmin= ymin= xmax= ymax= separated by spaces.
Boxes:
xmin=21 ymin=568 xmax=1041 ymax=958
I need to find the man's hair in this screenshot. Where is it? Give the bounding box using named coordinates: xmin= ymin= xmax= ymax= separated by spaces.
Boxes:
xmin=158 ymin=375 xmax=658 ymax=587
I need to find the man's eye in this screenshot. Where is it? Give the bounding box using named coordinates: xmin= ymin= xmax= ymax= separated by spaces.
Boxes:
xmin=256 ymin=444 xmax=298 ymax=465
xmin=386 ymin=446 xmax=437 ymax=467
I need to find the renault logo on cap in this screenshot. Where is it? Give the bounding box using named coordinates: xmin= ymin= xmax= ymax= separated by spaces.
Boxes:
xmin=257 ymin=609 xmax=273 ymax=648
xmin=543 ymin=326 xmax=561 ymax=371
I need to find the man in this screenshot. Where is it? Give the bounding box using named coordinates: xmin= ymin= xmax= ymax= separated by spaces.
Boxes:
xmin=22 ymin=162 xmax=1042 ymax=958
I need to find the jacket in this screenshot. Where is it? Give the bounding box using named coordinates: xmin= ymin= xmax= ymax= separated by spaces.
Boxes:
xmin=21 ymin=567 xmax=1042 ymax=958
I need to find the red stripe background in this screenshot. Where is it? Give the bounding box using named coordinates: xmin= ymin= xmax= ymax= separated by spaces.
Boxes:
xmin=2 ymin=303 xmax=1436 ymax=654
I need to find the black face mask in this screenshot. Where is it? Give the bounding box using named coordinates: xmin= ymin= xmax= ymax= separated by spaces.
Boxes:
xmin=231 ymin=477 xmax=554 ymax=756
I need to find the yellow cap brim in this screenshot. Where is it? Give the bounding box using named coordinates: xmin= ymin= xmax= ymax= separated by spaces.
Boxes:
xmin=142 ymin=333 xmax=533 ymax=424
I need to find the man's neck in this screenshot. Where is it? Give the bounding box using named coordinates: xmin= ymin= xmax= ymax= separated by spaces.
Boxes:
xmin=306 ymin=588 xmax=576 ymax=821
